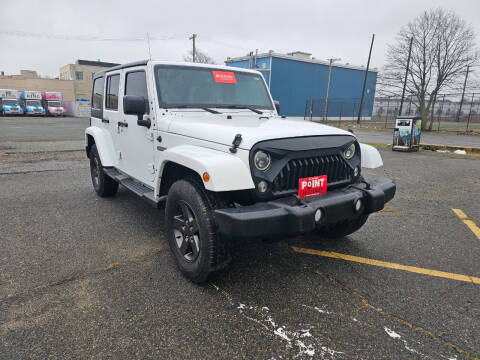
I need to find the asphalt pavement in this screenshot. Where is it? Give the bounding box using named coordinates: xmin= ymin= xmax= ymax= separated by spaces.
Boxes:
xmin=0 ymin=116 xmax=479 ymax=359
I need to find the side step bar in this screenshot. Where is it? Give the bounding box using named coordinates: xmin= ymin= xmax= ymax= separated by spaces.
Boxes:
xmin=103 ymin=167 xmax=167 ymax=208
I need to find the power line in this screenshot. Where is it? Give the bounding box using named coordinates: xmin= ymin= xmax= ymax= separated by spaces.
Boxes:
xmin=0 ymin=30 xmax=185 ymax=42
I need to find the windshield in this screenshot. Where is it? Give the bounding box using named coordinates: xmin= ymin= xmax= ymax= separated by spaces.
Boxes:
xmin=48 ymin=101 xmax=62 ymax=107
xmin=154 ymin=65 xmax=273 ymax=110
xmin=26 ymin=100 xmax=41 ymax=106
xmin=3 ymin=99 xmax=18 ymax=106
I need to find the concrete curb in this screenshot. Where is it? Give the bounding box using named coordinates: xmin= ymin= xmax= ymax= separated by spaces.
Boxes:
xmin=420 ymin=143 xmax=480 ymax=154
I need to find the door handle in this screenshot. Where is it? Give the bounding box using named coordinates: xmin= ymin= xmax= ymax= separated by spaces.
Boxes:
xmin=102 ymin=119 xmax=110 ymax=123
xmin=118 ymin=121 xmax=128 ymax=128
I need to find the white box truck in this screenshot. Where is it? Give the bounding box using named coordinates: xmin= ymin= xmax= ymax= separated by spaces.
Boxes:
xmin=20 ymin=91 xmax=45 ymax=116
xmin=0 ymin=89 xmax=23 ymax=116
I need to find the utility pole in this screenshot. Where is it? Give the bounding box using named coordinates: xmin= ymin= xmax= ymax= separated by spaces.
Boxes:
xmin=357 ymin=33 xmax=375 ymax=124
xmin=456 ymin=65 xmax=470 ymax=122
xmin=399 ymin=37 xmax=413 ymax=116
xmin=189 ymin=34 xmax=197 ymax=62
xmin=323 ymin=57 xmax=341 ymax=121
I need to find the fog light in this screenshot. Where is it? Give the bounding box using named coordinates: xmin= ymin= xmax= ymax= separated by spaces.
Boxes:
xmin=257 ymin=181 xmax=268 ymax=193
xmin=314 ymin=209 xmax=323 ymax=222
xmin=353 ymin=166 xmax=359 ymax=177
xmin=354 ymin=199 xmax=362 ymax=212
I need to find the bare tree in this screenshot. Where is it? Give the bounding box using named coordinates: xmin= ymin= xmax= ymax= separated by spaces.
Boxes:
xmin=183 ymin=49 xmax=217 ymax=64
xmin=380 ymin=8 xmax=478 ymax=130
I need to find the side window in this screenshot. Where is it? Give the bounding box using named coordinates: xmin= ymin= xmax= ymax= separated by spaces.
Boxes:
xmin=125 ymin=71 xmax=149 ymax=114
xmin=105 ymin=74 xmax=120 ymax=110
xmin=91 ymin=76 xmax=104 ymax=119
xmin=92 ymin=77 xmax=104 ymax=109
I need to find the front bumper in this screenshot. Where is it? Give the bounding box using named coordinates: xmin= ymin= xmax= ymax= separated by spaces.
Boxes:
xmin=214 ymin=178 xmax=395 ymax=239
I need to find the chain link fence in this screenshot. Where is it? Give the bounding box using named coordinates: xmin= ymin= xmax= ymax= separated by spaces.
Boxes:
xmin=305 ymin=93 xmax=480 ymax=132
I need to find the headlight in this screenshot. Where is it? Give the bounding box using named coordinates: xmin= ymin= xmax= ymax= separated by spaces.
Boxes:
xmin=343 ymin=143 xmax=356 ymax=160
xmin=253 ymin=150 xmax=271 ymax=171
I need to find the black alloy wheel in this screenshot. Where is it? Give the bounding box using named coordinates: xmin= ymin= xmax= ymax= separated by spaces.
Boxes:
xmin=172 ymin=200 xmax=201 ymax=262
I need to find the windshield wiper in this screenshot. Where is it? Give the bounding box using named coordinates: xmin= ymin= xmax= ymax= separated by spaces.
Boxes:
xmin=201 ymin=107 xmax=221 ymax=114
xmin=171 ymin=105 xmax=221 ymax=114
xmin=222 ymin=105 xmax=263 ymax=114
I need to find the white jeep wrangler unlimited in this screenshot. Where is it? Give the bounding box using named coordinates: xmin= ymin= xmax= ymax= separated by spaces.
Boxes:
xmin=86 ymin=60 xmax=395 ymax=283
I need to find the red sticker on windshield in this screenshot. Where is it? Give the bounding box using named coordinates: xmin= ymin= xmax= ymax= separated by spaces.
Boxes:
xmin=212 ymin=71 xmax=237 ymax=83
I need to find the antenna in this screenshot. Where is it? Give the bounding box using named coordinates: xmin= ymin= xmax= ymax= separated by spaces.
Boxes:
xmin=189 ymin=34 xmax=197 ymax=62
xmin=146 ymin=33 xmax=152 ymax=60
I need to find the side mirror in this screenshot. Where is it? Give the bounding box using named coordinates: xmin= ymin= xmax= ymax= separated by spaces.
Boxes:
xmin=123 ymin=95 xmax=150 ymax=128
xmin=273 ymin=100 xmax=280 ymax=114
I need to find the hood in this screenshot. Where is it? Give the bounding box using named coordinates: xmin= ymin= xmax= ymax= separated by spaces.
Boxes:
xmin=167 ymin=112 xmax=355 ymax=150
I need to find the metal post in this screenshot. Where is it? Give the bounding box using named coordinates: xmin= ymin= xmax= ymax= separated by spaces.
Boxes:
xmin=357 ymin=34 xmax=375 ymax=124
xmin=385 ymin=96 xmax=390 ymax=128
xmin=310 ymin=100 xmax=313 ymax=121
xmin=189 ymin=34 xmax=197 ymax=62
xmin=324 ymin=58 xmax=340 ymax=121
xmin=248 ymin=51 xmax=253 ymax=69
xmin=467 ymin=93 xmax=475 ymax=131
xmin=339 ymin=102 xmax=343 ymax=126
xmin=399 ymin=37 xmax=413 ymax=116
xmin=456 ymin=65 xmax=470 ymax=122
xmin=438 ymin=94 xmax=446 ymax=131
xmin=408 ymin=95 xmax=412 ymax=115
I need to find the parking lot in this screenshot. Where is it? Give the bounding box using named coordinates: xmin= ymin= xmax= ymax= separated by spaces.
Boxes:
xmin=0 ymin=116 xmax=479 ymax=359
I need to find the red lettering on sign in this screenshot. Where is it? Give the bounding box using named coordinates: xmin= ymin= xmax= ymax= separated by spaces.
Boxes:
xmin=212 ymin=71 xmax=237 ymax=83
xmin=298 ymin=175 xmax=327 ymax=198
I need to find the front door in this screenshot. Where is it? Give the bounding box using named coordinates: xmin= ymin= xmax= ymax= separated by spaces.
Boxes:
xmin=118 ymin=67 xmax=155 ymax=186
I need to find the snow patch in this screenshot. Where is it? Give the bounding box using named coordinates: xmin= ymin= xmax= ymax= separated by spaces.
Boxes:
xmin=384 ymin=327 xmax=425 ymax=356
xmin=301 ymin=304 xmax=332 ymax=315
xmin=211 ymin=284 xmax=342 ymax=358
xmin=384 ymin=327 xmax=401 ymax=339
xmin=274 ymin=327 xmax=292 ymax=342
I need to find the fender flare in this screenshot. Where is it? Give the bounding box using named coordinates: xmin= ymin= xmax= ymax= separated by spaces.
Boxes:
xmin=360 ymin=143 xmax=383 ymax=168
xmin=159 ymin=145 xmax=255 ymax=192
xmin=85 ymin=126 xmax=116 ymax=167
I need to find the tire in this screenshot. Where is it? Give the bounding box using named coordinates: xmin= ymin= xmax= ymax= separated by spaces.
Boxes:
xmin=165 ymin=178 xmax=229 ymax=283
xmin=316 ymin=215 xmax=369 ymax=239
xmin=89 ymin=144 xmax=119 ymax=197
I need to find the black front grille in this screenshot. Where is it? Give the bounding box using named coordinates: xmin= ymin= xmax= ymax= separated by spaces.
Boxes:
xmin=272 ymin=154 xmax=351 ymax=193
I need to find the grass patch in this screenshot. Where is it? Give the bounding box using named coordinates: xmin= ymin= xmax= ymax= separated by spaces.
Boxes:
xmin=364 ymin=142 xmax=480 ymax=159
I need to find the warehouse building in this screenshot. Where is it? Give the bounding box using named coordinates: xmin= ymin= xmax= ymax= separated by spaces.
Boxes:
xmin=225 ymin=51 xmax=377 ymax=118
xmin=0 ymin=60 xmax=117 ymax=116
xmin=59 ymin=60 xmax=118 ymax=115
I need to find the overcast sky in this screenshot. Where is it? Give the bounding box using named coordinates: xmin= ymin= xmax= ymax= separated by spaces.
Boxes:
xmin=0 ymin=0 xmax=479 ymax=77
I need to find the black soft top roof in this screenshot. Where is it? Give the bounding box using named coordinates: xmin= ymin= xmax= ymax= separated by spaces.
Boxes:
xmin=93 ymin=60 xmax=148 ymax=79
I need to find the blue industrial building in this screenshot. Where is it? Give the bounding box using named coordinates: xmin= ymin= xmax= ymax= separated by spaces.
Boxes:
xmin=225 ymin=51 xmax=377 ymax=118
